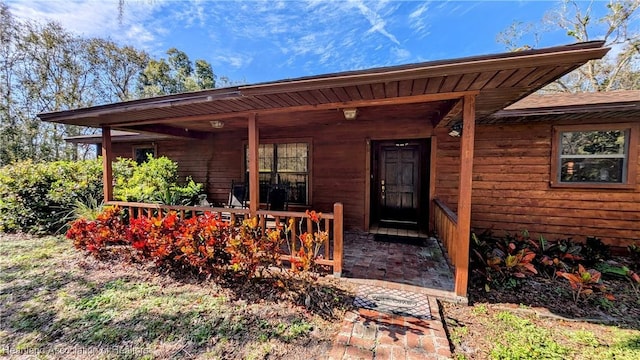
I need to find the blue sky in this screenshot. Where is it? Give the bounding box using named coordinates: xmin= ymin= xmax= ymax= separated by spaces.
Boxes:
xmin=6 ymin=1 xmax=604 ymax=84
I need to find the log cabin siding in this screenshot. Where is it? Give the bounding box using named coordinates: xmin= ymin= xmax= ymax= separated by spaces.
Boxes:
xmin=109 ymin=116 xmax=639 ymax=248
xmin=259 ymin=118 xmax=434 ymax=229
xmin=112 ymin=134 xmax=243 ymax=206
xmin=112 ymin=118 xmax=434 ymax=231
xmin=433 ymin=127 xmax=461 ymax=210
xmin=469 ymin=122 xmax=640 ymax=248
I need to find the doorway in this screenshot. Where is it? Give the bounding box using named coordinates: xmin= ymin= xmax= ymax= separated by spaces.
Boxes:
xmin=370 ymin=139 xmax=429 ymax=231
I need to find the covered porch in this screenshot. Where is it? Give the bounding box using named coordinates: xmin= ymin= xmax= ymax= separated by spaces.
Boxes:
xmin=39 ymin=41 xmax=608 ymax=299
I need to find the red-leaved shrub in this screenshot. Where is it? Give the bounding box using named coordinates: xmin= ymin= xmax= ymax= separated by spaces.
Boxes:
xmin=67 ymin=207 xmax=328 ymax=280
xmin=66 ymin=206 xmax=126 ymax=255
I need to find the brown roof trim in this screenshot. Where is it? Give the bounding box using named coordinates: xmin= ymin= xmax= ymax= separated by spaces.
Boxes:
xmin=39 ymin=41 xmax=607 ymax=123
xmin=64 ymin=130 xmax=175 ymax=144
xmin=493 ymin=90 xmax=640 ymax=118
xmin=241 ymin=40 xmax=605 ymax=88
xmin=240 ymin=42 xmax=607 ymax=95
xmin=39 ymin=89 xmax=243 ymax=122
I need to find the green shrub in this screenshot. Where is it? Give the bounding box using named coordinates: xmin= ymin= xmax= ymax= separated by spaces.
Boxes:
xmin=113 ymin=155 xmax=202 ymax=205
xmin=0 ymin=156 xmax=203 ymax=234
xmin=0 ymin=159 xmax=103 ymax=234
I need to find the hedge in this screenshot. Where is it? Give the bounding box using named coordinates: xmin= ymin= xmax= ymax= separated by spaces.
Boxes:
xmin=0 ymin=157 xmax=203 ymax=234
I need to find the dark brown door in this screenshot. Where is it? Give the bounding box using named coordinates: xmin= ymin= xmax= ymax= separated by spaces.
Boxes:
xmin=377 ymin=144 xmax=420 ymax=226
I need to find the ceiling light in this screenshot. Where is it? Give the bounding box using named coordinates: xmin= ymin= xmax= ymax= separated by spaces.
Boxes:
xmin=448 ymin=123 xmax=462 ymax=137
xmin=210 ymin=120 xmax=225 ymax=129
xmin=343 ymin=108 xmax=358 ymax=120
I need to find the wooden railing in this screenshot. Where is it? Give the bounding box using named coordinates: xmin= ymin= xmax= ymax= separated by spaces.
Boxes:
xmin=433 ymin=198 xmax=470 ymax=298
xmin=107 ymin=201 xmax=344 ymax=277
xmin=433 ymin=198 xmax=458 ymax=268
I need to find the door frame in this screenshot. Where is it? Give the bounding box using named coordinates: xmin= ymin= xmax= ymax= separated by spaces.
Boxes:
xmin=365 ymin=137 xmax=433 ymax=232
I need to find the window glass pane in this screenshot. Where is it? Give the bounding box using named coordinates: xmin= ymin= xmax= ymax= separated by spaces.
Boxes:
xmin=245 ymin=144 xmax=274 ymax=171
xmin=134 ymin=147 xmax=155 ymax=164
xmin=560 ymin=158 xmax=624 ymax=183
xmin=245 ymin=142 xmax=309 ymax=204
xmin=277 ymin=143 xmax=308 ymax=172
xmin=561 ymin=130 xmax=626 ymax=155
xmin=278 ymin=173 xmax=307 ymax=204
xmin=259 ymin=144 xmax=274 ymax=172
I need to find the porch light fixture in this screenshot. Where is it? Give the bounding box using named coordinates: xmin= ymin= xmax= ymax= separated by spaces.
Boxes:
xmin=210 ymin=120 xmax=225 ymax=129
xmin=448 ymin=123 xmax=462 ymax=137
xmin=343 ymin=108 xmax=358 ymax=120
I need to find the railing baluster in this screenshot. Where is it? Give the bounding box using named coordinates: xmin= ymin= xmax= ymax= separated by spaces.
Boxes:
xmin=332 ymin=203 xmax=343 ymax=277
xmin=108 ymin=201 xmax=338 ymax=274
xmin=290 ymin=216 xmax=297 ymax=270
xmin=324 ymin=217 xmax=330 ymax=259
xmin=306 ymin=217 xmax=313 ymax=235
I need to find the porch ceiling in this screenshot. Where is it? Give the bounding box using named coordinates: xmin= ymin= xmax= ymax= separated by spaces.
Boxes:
xmin=39 ymin=41 xmax=609 ymax=137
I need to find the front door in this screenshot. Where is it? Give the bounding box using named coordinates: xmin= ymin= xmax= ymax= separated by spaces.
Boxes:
xmin=372 ymin=140 xmax=427 ymax=228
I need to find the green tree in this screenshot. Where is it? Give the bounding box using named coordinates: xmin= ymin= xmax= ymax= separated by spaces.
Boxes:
xmin=87 ymin=38 xmax=150 ymax=102
xmin=498 ymin=0 xmax=640 ymax=92
xmin=0 ymin=2 xmax=25 ymax=164
xmin=0 ymin=3 xmax=145 ymax=165
xmin=0 ymin=2 xmax=224 ymax=165
xmin=138 ymin=48 xmax=215 ymax=97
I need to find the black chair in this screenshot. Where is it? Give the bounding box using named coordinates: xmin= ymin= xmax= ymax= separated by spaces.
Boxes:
xmin=228 ymin=181 xmax=247 ymax=209
xmin=266 ymin=184 xmax=289 ymax=211
xmin=223 ymin=181 xmax=246 ymax=224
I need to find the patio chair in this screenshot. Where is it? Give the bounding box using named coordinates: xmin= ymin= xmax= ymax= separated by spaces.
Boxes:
xmin=266 ymin=184 xmax=289 ymax=211
xmin=223 ymin=181 xmax=247 ymax=224
xmin=264 ymin=184 xmax=289 ymax=230
xmin=228 ymin=181 xmax=247 ymax=208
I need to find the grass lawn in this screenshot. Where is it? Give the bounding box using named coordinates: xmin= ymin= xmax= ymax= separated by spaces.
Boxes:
xmin=0 ymin=233 xmax=350 ymax=359
xmin=443 ymin=301 xmax=640 ymax=360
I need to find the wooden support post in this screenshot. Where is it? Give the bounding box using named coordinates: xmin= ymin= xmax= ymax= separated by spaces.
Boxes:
xmin=101 ymin=126 xmax=113 ymax=202
xmin=248 ymin=114 xmax=259 ymax=216
xmin=455 ymin=94 xmax=476 ymax=297
xmin=290 ymin=217 xmax=297 ymax=270
xmin=332 ymin=202 xmax=344 ymax=277
xmin=429 ymin=136 xmax=437 ymax=232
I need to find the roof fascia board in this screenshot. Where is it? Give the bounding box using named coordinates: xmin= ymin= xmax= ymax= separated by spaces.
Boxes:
xmin=38 ymin=44 xmax=608 ymax=124
xmin=493 ymin=102 xmax=639 ymax=118
xmin=239 ymin=47 xmax=609 ymax=95
xmin=108 ymin=91 xmax=479 ymax=128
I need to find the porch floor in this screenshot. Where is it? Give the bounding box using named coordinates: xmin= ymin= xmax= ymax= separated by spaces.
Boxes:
xmin=341 ymin=231 xmax=456 ymax=299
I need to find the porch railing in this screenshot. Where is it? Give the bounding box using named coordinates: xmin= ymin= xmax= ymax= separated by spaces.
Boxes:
xmin=433 ymin=198 xmax=458 ymax=268
xmin=106 ymin=201 xmax=344 ymax=277
xmin=433 ymin=198 xmax=470 ymax=298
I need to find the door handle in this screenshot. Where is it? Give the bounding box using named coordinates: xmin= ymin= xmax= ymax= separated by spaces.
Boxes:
xmin=381 ymin=180 xmax=385 ymax=200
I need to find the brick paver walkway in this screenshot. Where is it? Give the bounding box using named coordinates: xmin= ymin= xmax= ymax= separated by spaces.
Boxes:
xmin=327 ymin=296 xmax=452 ymax=359
xmin=342 ymin=232 xmax=454 ymax=293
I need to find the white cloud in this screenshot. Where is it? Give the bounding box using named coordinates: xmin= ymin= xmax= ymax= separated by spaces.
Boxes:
xmin=6 ymin=0 xmax=166 ymax=51
xmin=349 ymin=0 xmax=400 ymax=45
xmin=6 ymin=0 xmax=426 ymax=81
xmin=172 ymin=0 xmax=208 ymax=28
xmin=391 ymin=47 xmax=411 ymax=61
xmin=214 ymin=53 xmax=254 ymax=69
xmin=409 ymin=1 xmax=431 ymax=38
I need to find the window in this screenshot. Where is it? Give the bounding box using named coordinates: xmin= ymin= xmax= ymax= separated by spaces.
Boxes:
xmin=245 ymin=142 xmax=309 ymax=204
xmin=551 ymin=124 xmax=638 ymax=188
xmin=133 ymin=145 xmax=156 ymax=164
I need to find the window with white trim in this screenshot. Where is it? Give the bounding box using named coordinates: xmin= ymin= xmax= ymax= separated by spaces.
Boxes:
xmin=555 ymin=128 xmax=630 ymax=184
